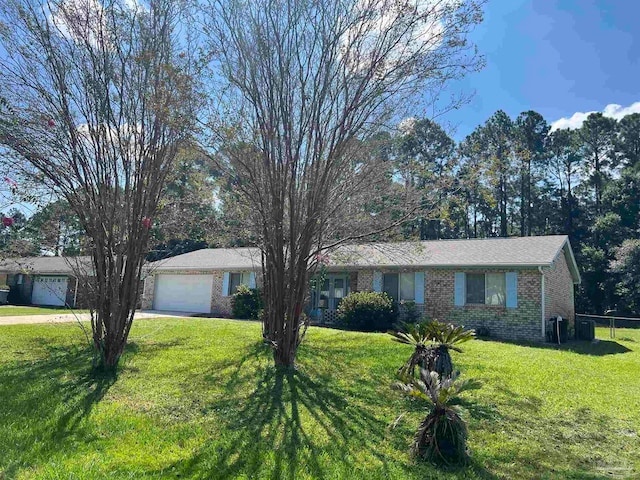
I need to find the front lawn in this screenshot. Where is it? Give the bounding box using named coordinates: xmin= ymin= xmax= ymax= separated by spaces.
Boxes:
xmin=0 ymin=306 xmax=89 ymax=316
xmin=0 ymin=319 xmax=638 ymax=479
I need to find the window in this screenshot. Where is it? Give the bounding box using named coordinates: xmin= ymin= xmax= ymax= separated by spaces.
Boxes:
xmin=229 ymin=272 xmax=251 ymax=295
xmin=465 ymin=273 xmax=506 ymax=305
xmin=383 ymin=273 xmax=415 ymax=302
xmin=16 ymin=274 xmax=23 ymax=285
xmin=485 ymin=273 xmax=506 ymax=305
xmin=465 ymin=274 xmax=484 ymax=304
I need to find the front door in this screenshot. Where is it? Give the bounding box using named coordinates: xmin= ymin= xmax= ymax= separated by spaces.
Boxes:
xmin=311 ymin=274 xmax=350 ymax=311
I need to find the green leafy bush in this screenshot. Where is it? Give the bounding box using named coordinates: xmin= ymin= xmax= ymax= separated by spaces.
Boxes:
xmin=399 ymin=300 xmax=421 ymax=323
xmin=337 ymin=291 xmax=397 ymax=331
xmin=231 ymin=285 xmax=263 ymax=320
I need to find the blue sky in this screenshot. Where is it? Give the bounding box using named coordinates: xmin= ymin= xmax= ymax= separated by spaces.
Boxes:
xmin=443 ymin=0 xmax=640 ymax=140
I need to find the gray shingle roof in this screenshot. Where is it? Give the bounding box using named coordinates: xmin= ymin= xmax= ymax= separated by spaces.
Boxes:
xmin=148 ymin=235 xmax=580 ymax=282
xmin=0 ymin=256 xmax=92 ymax=275
xmin=150 ymin=248 xmax=262 ymax=271
xmin=331 ymin=235 xmax=570 ymax=267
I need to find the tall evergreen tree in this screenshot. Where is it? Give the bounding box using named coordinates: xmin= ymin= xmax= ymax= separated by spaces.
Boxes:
xmin=395 ymin=118 xmax=455 ymax=239
xmin=480 ymin=111 xmax=514 ymax=237
xmin=547 ymin=128 xmax=582 ymax=239
xmin=578 ymin=113 xmax=617 ymax=215
xmin=616 ymin=113 xmax=640 ymax=170
xmin=514 ymin=111 xmax=549 ymax=236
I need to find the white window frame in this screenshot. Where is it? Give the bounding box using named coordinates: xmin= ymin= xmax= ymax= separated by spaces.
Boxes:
xmin=465 ymin=272 xmax=506 ymax=306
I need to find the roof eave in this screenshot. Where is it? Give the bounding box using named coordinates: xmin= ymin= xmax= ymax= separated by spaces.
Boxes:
xmin=552 ymin=237 xmax=581 ymax=284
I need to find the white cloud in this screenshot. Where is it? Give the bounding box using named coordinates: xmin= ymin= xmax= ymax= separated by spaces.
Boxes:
xmin=550 ymin=101 xmax=640 ymax=131
xmin=50 ymin=0 xmax=106 ymax=46
xmin=341 ymin=0 xmax=447 ymax=75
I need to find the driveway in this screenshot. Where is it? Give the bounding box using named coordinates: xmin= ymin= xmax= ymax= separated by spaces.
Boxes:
xmin=0 ymin=310 xmax=194 ymax=326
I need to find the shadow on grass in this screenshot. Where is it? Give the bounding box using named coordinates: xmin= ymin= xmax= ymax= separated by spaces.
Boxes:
xmin=0 ymin=344 xmax=116 ymax=477
xmin=475 ymin=337 xmax=632 ymax=356
xmin=142 ymin=339 xmax=499 ymax=480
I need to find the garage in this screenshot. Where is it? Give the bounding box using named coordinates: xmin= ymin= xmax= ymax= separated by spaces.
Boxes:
xmin=153 ymin=274 xmax=213 ymax=313
xmin=31 ymin=275 xmax=69 ymax=306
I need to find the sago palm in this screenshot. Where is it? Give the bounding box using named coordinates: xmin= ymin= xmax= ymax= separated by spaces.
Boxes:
xmin=390 ymin=320 xmax=475 ymax=379
xmin=389 ymin=321 xmax=433 ymax=377
xmin=394 ymin=369 xmax=480 ymax=464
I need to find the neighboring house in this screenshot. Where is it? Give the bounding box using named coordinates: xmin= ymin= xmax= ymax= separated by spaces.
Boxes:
xmin=142 ymin=235 xmax=580 ymax=343
xmin=0 ymin=256 xmax=92 ymax=308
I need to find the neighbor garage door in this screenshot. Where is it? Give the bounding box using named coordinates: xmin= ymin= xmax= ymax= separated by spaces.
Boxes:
xmin=31 ymin=276 xmax=68 ymax=306
xmin=153 ymin=274 xmax=213 ymax=313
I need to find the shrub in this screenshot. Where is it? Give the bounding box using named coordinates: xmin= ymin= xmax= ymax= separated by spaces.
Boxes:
xmin=337 ymin=291 xmax=397 ymax=331
xmin=400 ymin=300 xmax=421 ymax=324
xmin=394 ymin=369 xmax=480 ymax=464
xmin=390 ymin=320 xmax=475 ymax=379
xmin=231 ymin=285 xmax=263 ymax=320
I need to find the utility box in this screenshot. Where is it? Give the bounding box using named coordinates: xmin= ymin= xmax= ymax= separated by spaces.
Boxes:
xmin=576 ymin=318 xmax=595 ymax=341
xmin=547 ymin=316 xmax=568 ymax=343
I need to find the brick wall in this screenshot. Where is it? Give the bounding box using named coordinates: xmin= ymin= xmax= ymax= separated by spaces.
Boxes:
xmin=440 ymin=269 xmax=543 ymax=343
xmin=352 ymin=267 xmax=544 ymax=343
xmin=544 ymin=249 xmax=576 ymax=333
xmin=210 ymin=270 xmax=230 ymax=316
xmin=356 ymin=270 xmax=374 ymax=292
xmin=142 ymin=269 xmax=262 ymax=316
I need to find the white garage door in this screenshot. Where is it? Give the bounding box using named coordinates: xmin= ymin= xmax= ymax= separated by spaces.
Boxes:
xmin=32 ymin=276 xmax=68 ymax=306
xmin=153 ymin=274 xmax=213 ymax=313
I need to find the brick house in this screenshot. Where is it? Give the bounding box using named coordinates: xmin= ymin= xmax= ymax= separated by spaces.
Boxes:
xmin=0 ymin=256 xmax=92 ymax=308
xmin=142 ymin=235 xmax=580 ymax=343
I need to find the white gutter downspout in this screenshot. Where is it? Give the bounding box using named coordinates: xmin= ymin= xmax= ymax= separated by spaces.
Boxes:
xmin=539 ymin=266 xmax=545 ymax=340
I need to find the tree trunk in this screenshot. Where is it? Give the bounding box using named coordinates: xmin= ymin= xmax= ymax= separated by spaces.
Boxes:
xmin=262 ymin=245 xmax=309 ymax=369
xmin=273 ymin=341 xmax=298 ymax=368
xmin=425 ymin=345 xmax=453 ymax=379
xmin=567 ymin=186 xmax=574 ymax=237
xmin=464 ymin=203 xmax=470 ymax=238
xmin=500 ymin=174 xmax=508 ymax=237
xmin=473 ymin=207 xmax=477 ymax=238
xmin=520 ymin=168 xmax=526 ymax=236
xmin=594 ymin=151 xmax=601 ymax=215
xmin=526 ymin=158 xmax=532 ymax=236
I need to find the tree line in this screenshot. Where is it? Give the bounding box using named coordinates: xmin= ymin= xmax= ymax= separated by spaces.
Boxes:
xmin=383 ymin=110 xmax=640 ymax=316
xmin=5 ymin=109 xmax=639 ymax=317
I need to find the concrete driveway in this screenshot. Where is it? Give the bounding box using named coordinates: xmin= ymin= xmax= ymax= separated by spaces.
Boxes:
xmin=0 ymin=310 xmax=195 ymax=326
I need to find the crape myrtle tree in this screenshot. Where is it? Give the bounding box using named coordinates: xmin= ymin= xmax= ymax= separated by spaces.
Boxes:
xmin=204 ymin=0 xmax=484 ymax=367
xmin=0 ymin=0 xmax=197 ymax=370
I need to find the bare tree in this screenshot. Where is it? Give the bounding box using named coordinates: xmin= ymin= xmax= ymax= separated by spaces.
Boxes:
xmin=0 ymin=0 xmax=197 ymax=370
xmin=204 ymin=0 xmax=483 ymax=367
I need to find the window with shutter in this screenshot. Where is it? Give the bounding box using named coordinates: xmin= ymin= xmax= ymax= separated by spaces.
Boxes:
xmin=382 ymin=272 xmax=415 ymax=302
xmin=462 ymin=273 xmax=507 ymax=306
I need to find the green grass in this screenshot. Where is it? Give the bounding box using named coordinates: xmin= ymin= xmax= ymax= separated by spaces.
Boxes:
xmin=0 ymin=306 xmax=89 ymax=316
xmin=0 ymin=319 xmax=638 ymax=479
